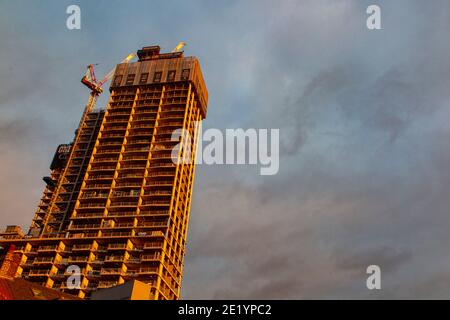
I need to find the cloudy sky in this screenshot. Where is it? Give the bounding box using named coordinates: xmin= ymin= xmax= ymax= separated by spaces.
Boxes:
xmin=1 ymin=0 xmax=450 ymax=299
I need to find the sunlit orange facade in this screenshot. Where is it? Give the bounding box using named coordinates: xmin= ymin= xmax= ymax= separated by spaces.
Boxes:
xmin=0 ymin=45 xmax=208 ymax=299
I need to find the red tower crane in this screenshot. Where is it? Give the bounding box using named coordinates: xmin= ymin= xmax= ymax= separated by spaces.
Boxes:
xmin=77 ymin=53 xmax=136 ymax=129
xmin=81 ymin=53 xmax=136 ymax=96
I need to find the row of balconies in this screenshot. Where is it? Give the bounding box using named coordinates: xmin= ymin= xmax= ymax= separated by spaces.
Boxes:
xmin=100 ymin=133 xmax=124 ymax=139
xmin=23 ymin=254 xmax=150 ymax=269
xmin=81 ymin=192 xmax=109 ymax=199
xmin=134 ymin=109 xmax=158 ymax=115
xmin=109 ymin=101 xmax=133 ymax=109
xmin=133 ymin=116 xmax=156 ymax=122
xmin=106 ymin=111 xmax=130 ymax=117
xmin=65 ymin=230 xmax=164 ymax=238
xmin=77 ymin=201 xmax=173 ymax=210
xmin=124 ymin=146 xmax=149 ymax=152
xmin=126 ymin=138 xmax=151 ymax=145
xmin=105 ymin=117 xmax=129 ymax=124
xmin=71 ymin=210 xmax=169 ymax=220
xmin=69 ymin=221 xmax=167 ymax=231
xmin=83 ymin=183 xmax=111 ymax=190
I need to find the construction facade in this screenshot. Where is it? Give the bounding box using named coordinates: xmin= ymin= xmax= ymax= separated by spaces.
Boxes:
xmin=0 ymin=45 xmax=208 ymax=299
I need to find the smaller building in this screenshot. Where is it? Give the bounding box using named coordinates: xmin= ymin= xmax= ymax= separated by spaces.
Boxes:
xmin=0 ymin=245 xmax=146 ymax=300
xmin=0 ymin=277 xmax=80 ymax=300
xmin=90 ymin=280 xmax=152 ymax=300
xmin=0 ymin=245 xmax=79 ymax=300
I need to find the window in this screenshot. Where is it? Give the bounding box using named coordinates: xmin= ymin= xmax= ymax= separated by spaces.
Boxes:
xmin=125 ymin=74 xmax=135 ymax=85
xmin=153 ymin=71 xmax=162 ymax=83
xmin=167 ymin=70 xmax=176 ymax=82
xmin=139 ymin=73 xmax=149 ymax=84
xmin=181 ymin=69 xmax=190 ymax=80
xmin=113 ymin=75 xmax=122 ymax=86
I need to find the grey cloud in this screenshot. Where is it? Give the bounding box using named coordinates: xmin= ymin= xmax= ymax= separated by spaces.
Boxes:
xmin=334 ymin=246 xmax=412 ymax=274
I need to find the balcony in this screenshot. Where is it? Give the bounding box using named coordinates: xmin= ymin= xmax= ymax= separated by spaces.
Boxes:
xmin=0 ymin=225 xmax=24 ymax=239
xmin=144 ymin=242 xmax=164 ymax=249
xmin=107 ymin=111 xmax=130 ymax=116
xmin=101 ymin=231 xmax=133 ymax=238
xmin=151 ymin=162 xmax=176 ymax=169
xmin=68 ymin=232 xmax=98 ymax=239
xmin=105 ymin=255 xmax=124 ymax=263
xmin=141 ymin=200 xmax=170 ymax=207
xmin=59 ymin=283 xmax=80 ymax=290
xmin=69 ymin=223 xmax=101 ymax=230
xmin=122 ymin=270 xmax=139 ymax=278
xmin=111 ymin=190 xmax=140 ymax=198
xmin=86 ymin=270 xmax=101 ymax=279
xmin=137 ymin=221 xmax=167 ymax=228
xmin=131 ymin=124 xmax=154 ymax=130
xmin=127 ymin=139 xmax=151 ymax=145
xmin=107 ymin=211 xmax=136 ymax=217
xmin=21 ymin=261 xmax=35 ymax=268
xmin=145 ymin=190 xmax=172 ymax=196
xmin=139 ymin=210 xmax=169 ymax=216
xmin=147 ymin=172 xmax=174 ymax=177
xmin=33 ymin=257 xmax=54 ymax=265
xmin=68 ymin=257 xmax=89 ymax=264
xmin=158 ymin=121 xmax=183 ymax=128
xmin=54 ymin=258 xmax=68 ymax=267
xmin=78 ymin=203 xmax=106 ymax=209
xmin=72 ymin=244 xmax=92 ymax=251
xmin=102 ymin=223 xmax=134 ymax=229
xmin=23 ymin=250 xmax=39 ymax=257
xmin=50 ymin=272 xmax=66 ymax=280
xmin=86 ymin=174 xmax=114 ymax=180
xmin=114 ymin=181 xmax=142 ymax=188
xmin=90 ymin=259 xmax=104 ymax=266
xmin=47 ymin=218 xmax=63 ymax=225
xmin=139 ymin=267 xmax=159 ymax=275
xmin=100 ymin=268 xmax=123 ymax=275
xmin=107 ymin=243 xmax=128 ymax=250
xmin=29 ymin=269 xmax=52 ymax=277
xmin=72 ymin=213 xmax=104 ymax=219
xmin=124 ymin=258 xmax=140 ymax=265
xmin=83 ymin=183 xmax=111 ymax=190
xmin=121 ymin=156 xmax=147 ymax=161
xmin=145 ymin=180 xmax=173 ymax=186
xmin=141 ymin=254 xmax=161 ymax=261
xmin=37 ymin=245 xmax=59 ymax=252
xmin=82 ymin=284 xmax=98 ymax=292
xmin=98 ymin=281 xmax=118 ymax=289
xmin=109 ymin=201 xmax=138 ymax=208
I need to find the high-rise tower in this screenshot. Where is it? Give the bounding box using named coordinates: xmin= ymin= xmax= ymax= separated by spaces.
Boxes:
xmin=0 ymin=45 xmax=208 ymax=300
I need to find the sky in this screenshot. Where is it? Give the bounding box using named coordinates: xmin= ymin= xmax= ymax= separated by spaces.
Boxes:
xmin=1 ymin=0 xmax=450 ymax=299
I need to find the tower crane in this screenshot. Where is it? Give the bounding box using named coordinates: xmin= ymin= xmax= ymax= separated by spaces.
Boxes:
xmin=81 ymin=53 xmax=136 ymax=97
xmin=78 ymin=53 xmax=136 ymax=128
xmin=40 ymin=52 xmax=137 ymax=235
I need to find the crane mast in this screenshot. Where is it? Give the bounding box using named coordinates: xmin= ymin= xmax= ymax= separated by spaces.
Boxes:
xmin=40 ymin=53 xmax=136 ymax=235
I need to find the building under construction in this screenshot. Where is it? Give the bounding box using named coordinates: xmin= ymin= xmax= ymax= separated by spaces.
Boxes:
xmin=0 ymin=44 xmax=208 ymax=300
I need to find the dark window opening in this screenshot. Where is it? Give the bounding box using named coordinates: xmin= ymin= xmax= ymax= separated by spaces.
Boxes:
xmin=126 ymin=74 xmax=135 ymax=85
xmin=153 ymin=72 xmax=162 ymax=83
xmin=113 ymin=75 xmax=122 ymax=86
xmin=139 ymin=73 xmax=149 ymax=84
xmin=167 ymin=70 xmax=176 ymax=82
xmin=181 ymin=69 xmax=190 ymax=81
